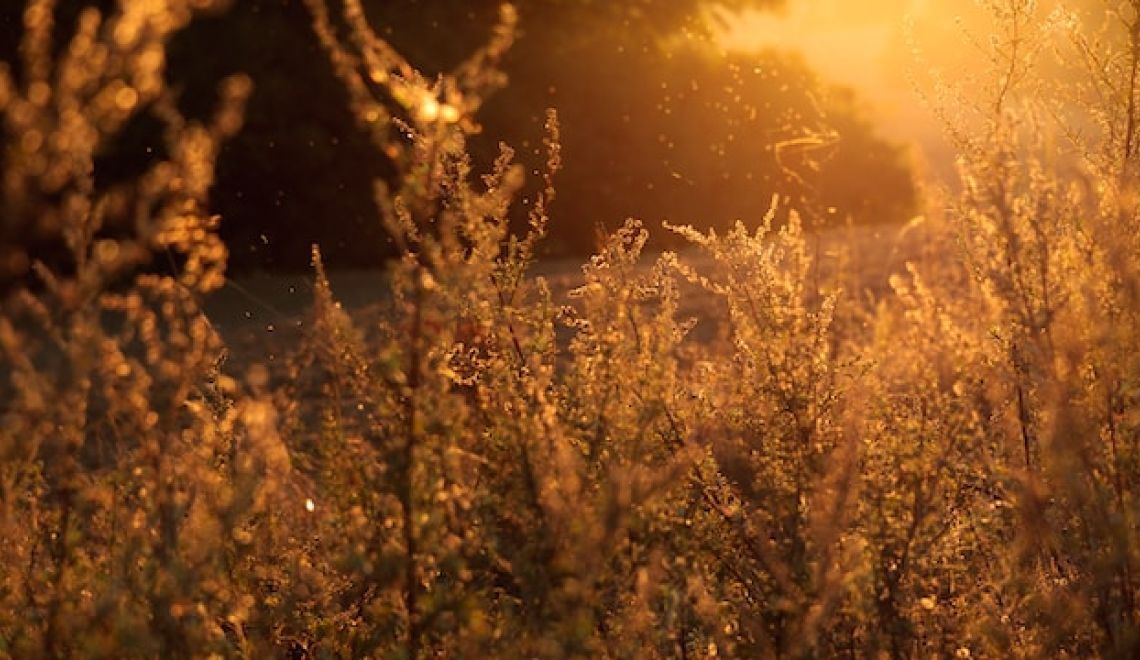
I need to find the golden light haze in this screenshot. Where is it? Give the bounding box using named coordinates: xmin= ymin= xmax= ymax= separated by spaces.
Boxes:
xmin=716 ymin=0 xmax=1103 ymax=174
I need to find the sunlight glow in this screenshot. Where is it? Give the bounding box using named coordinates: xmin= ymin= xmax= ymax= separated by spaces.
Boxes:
xmin=714 ymin=0 xmax=1100 ymax=172
xmin=715 ymin=0 xmax=945 ymax=154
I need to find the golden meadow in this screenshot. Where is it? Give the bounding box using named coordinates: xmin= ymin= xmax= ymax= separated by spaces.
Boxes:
xmin=2 ymin=0 xmax=1140 ymax=657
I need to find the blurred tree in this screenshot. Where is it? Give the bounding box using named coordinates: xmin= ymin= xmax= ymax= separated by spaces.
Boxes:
xmin=1 ymin=0 xmax=914 ymax=271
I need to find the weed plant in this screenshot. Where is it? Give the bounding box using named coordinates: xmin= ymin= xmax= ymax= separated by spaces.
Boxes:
xmin=2 ymin=0 xmax=1140 ymax=657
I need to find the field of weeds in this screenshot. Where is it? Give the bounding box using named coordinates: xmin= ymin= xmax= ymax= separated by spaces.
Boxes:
xmin=207 ymin=220 xmax=931 ymax=368
xmin=2 ymin=0 xmax=1140 ymax=657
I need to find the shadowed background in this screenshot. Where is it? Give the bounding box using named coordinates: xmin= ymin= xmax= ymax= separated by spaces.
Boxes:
xmin=0 ymin=0 xmax=917 ymax=273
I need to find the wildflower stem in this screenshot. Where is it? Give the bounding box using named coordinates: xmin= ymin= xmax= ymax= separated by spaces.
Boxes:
xmin=402 ymin=271 xmax=424 ymax=658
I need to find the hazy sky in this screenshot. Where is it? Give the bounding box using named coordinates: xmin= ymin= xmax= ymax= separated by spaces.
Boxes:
xmin=714 ymin=0 xmax=1075 ymax=173
xmin=719 ymin=0 xmax=922 ymax=97
xmin=711 ymin=0 xmax=971 ymax=151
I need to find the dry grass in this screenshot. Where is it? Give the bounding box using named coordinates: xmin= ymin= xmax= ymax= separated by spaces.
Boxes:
xmin=2 ymin=0 xmax=1140 ymax=657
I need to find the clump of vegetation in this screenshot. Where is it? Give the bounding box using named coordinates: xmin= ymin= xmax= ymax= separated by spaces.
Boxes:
xmin=2 ymin=0 xmax=1139 ymax=657
xmin=0 ymin=0 xmax=277 ymax=654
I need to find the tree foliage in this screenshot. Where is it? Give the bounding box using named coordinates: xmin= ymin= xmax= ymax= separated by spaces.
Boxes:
xmin=0 ymin=0 xmax=911 ymax=272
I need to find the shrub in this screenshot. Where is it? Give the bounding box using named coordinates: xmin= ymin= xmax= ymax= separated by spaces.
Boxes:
xmin=3 ymin=0 xmax=1140 ymax=657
